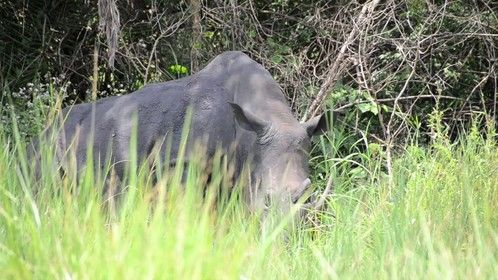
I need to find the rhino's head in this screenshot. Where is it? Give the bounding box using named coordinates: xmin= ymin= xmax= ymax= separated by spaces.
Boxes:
xmin=230 ymin=103 xmax=330 ymax=220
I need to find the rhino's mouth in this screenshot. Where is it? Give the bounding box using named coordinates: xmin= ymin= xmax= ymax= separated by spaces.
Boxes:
xmin=292 ymin=177 xmax=334 ymax=210
xmin=299 ymin=176 xmax=334 ymax=222
xmin=260 ymin=177 xmax=333 ymax=220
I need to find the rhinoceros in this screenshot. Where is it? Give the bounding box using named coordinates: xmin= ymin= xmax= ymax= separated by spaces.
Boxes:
xmin=30 ymin=51 xmax=331 ymax=217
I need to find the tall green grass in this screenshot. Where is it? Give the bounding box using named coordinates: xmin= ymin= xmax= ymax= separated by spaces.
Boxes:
xmin=0 ymin=114 xmax=497 ymax=279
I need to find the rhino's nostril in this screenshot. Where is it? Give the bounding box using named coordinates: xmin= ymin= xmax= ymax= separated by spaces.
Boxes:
xmin=264 ymin=194 xmax=271 ymax=208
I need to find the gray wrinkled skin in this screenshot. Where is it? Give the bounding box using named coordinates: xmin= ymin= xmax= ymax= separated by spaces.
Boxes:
xmin=32 ymin=51 xmax=329 ymax=217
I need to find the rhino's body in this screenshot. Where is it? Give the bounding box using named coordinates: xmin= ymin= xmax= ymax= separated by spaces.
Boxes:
xmin=33 ymin=51 xmax=330 ymax=214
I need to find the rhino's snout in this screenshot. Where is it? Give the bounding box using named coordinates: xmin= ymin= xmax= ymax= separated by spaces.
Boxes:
xmin=301 ymin=178 xmax=311 ymax=189
xmin=291 ymin=178 xmax=312 ymax=204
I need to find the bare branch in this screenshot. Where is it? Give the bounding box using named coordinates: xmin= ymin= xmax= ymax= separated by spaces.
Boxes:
xmin=303 ymin=0 xmax=382 ymax=121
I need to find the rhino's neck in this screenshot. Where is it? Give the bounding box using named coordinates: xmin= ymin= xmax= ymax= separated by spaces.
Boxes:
xmin=198 ymin=51 xmax=299 ymax=127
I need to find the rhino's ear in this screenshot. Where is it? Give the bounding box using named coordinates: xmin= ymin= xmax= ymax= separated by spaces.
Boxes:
xmin=303 ymin=111 xmax=332 ymax=137
xmin=229 ymin=102 xmax=268 ymax=134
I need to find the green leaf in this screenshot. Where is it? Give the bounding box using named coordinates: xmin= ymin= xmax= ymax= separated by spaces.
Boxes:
xmin=271 ymin=55 xmax=283 ymax=64
xmin=357 ymin=102 xmax=378 ymax=115
xmin=368 ymin=143 xmax=382 ymax=155
xmin=204 ymin=31 xmax=214 ymax=39
xmin=349 ymin=166 xmax=367 ymax=179
xmin=168 ymin=64 xmax=189 ymax=75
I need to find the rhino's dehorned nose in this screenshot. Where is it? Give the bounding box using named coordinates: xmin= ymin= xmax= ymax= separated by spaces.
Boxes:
xmin=301 ymin=178 xmax=311 ymax=189
xmin=292 ymin=178 xmax=312 ymax=203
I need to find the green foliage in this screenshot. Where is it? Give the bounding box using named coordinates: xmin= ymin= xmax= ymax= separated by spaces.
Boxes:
xmin=168 ymin=64 xmax=189 ymax=76
xmin=0 ymin=77 xmax=70 ymax=139
xmin=0 ymin=1 xmax=496 ymax=275
xmin=1 ymin=0 xmax=496 ymax=143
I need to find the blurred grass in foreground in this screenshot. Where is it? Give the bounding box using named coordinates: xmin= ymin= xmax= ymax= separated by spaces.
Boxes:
xmin=0 ymin=112 xmax=497 ymax=279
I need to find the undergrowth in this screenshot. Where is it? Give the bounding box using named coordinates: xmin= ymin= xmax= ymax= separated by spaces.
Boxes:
xmin=0 ymin=109 xmax=497 ymax=279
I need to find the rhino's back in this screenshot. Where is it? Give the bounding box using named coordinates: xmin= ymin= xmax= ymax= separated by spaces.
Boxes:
xmin=58 ymin=74 xmax=236 ymax=175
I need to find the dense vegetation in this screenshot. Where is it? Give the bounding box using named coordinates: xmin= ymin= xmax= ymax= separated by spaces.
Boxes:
xmin=1 ymin=0 xmax=496 ymax=141
xmin=0 ymin=0 xmax=497 ymax=278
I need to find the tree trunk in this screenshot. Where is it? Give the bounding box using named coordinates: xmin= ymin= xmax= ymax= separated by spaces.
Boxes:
xmin=190 ymin=0 xmax=202 ymax=74
xmin=91 ymin=37 xmax=99 ymax=101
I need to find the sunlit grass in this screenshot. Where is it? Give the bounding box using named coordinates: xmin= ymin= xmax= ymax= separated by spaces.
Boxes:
xmin=0 ymin=114 xmax=497 ymax=279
